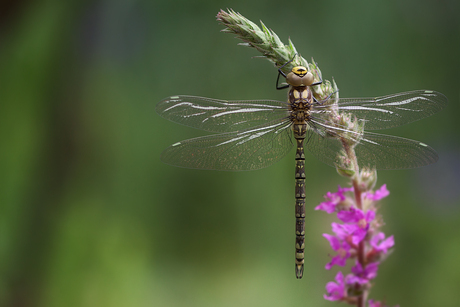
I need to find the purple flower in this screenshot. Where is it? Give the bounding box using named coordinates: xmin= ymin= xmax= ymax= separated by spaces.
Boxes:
xmin=315 ymin=186 xmax=353 ymax=213
xmin=364 ymin=184 xmax=390 ymax=201
xmin=323 ymin=233 xmax=351 ymax=269
xmin=324 ymin=271 xmax=346 ymax=301
xmin=338 ymin=207 xmax=375 ymax=224
xmin=319 ymin=183 xmax=394 ymax=305
xmin=370 ymin=232 xmax=394 ymax=254
xmin=331 ymin=222 xmax=349 ymax=240
xmin=336 ymin=208 xmax=375 ymax=245
xmin=347 ymin=261 xmax=379 ymax=285
xmin=330 ymin=222 xmax=361 ymax=246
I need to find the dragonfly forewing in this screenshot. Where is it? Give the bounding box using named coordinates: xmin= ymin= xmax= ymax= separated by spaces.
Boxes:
xmin=312 ymin=90 xmax=447 ymax=130
xmin=157 ymin=95 xmax=290 ymax=133
xmin=160 ymin=119 xmax=294 ymax=171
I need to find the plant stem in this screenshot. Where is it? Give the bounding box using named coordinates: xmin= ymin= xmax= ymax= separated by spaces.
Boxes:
xmin=344 ymin=139 xmax=367 ymax=307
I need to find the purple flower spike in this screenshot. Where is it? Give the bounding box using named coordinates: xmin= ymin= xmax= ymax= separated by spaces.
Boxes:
xmin=323 ymin=233 xmax=351 ymax=269
xmin=365 ymin=184 xmax=390 ymax=201
xmin=370 ymin=232 xmax=394 ymax=254
xmin=324 ymin=271 xmax=346 ymax=301
xmin=318 ymin=182 xmax=394 ymax=305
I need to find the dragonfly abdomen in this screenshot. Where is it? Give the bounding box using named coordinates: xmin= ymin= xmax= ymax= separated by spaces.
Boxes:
xmin=289 ymin=85 xmax=312 ymax=279
xmin=293 ymin=122 xmax=307 ymax=279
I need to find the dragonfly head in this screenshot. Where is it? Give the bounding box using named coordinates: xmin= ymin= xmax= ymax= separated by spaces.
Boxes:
xmin=286 ymin=66 xmax=314 ymax=87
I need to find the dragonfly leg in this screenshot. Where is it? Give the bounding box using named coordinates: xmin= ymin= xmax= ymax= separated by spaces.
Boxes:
xmin=276 ymin=71 xmax=290 ymax=90
xmin=276 ymin=53 xmax=298 ymax=90
xmin=315 ymin=89 xmax=339 ymax=106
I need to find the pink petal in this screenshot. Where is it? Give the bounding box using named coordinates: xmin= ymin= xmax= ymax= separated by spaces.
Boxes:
xmin=323 ymin=233 xmax=341 ymax=250
xmin=331 ymin=222 xmax=349 ymax=239
xmin=378 ymin=235 xmax=395 ymax=253
xmin=324 ymin=271 xmax=346 ymax=300
xmin=371 ymin=233 xmax=395 ymax=253
xmin=351 ymin=228 xmax=367 ymax=245
xmin=370 ymin=232 xmax=385 ymax=246
xmin=315 ymin=201 xmax=336 ymax=213
xmin=364 ymin=262 xmax=379 ymax=279
xmin=365 ymin=210 xmax=376 ymax=222
xmin=367 ymin=184 xmax=390 ymax=201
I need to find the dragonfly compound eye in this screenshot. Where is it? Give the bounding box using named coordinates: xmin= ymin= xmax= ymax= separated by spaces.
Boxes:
xmin=286 ymin=72 xmax=302 ymax=86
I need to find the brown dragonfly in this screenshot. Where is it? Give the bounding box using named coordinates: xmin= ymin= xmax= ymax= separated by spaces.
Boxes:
xmin=156 ymin=58 xmax=447 ymax=278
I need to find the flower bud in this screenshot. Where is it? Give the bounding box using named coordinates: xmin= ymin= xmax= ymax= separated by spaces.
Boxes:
xmin=335 ymin=150 xmax=355 ymax=178
xmin=359 ymin=167 xmax=377 ymax=191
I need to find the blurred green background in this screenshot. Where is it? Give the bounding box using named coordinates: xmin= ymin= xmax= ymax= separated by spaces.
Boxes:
xmin=1 ymin=1 xmax=459 ymax=306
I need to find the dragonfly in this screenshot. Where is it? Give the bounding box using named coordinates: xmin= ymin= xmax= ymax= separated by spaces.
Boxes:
xmin=156 ymin=57 xmax=447 ymax=279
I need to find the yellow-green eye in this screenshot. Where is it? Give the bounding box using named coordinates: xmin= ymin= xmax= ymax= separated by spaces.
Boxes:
xmin=301 ymin=72 xmax=314 ymax=86
xmin=286 ymin=72 xmax=303 ymax=86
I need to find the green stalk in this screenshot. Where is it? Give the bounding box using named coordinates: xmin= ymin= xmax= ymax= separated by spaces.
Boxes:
xmin=216 ymin=9 xmax=337 ymax=102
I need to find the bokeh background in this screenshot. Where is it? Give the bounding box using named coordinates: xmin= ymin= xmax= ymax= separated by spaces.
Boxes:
xmin=1 ymin=1 xmax=459 ymax=306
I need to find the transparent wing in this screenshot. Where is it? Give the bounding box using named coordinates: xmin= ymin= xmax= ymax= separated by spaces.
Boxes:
xmin=311 ymin=90 xmax=447 ymax=130
xmin=306 ymin=119 xmax=438 ymax=170
xmin=156 ymin=95 xmax=290 ymax=133
xmin=160 ymin=119 xmax=294 ymax=171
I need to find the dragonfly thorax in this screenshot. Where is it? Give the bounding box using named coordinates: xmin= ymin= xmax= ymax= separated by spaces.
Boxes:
xmin=289 ymin=87 xmax=312 ymax=106
xmin=289 ymin=87 xmax=312 ymax=123
xmin=286 ymin=66 xmax=314 ymax=87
